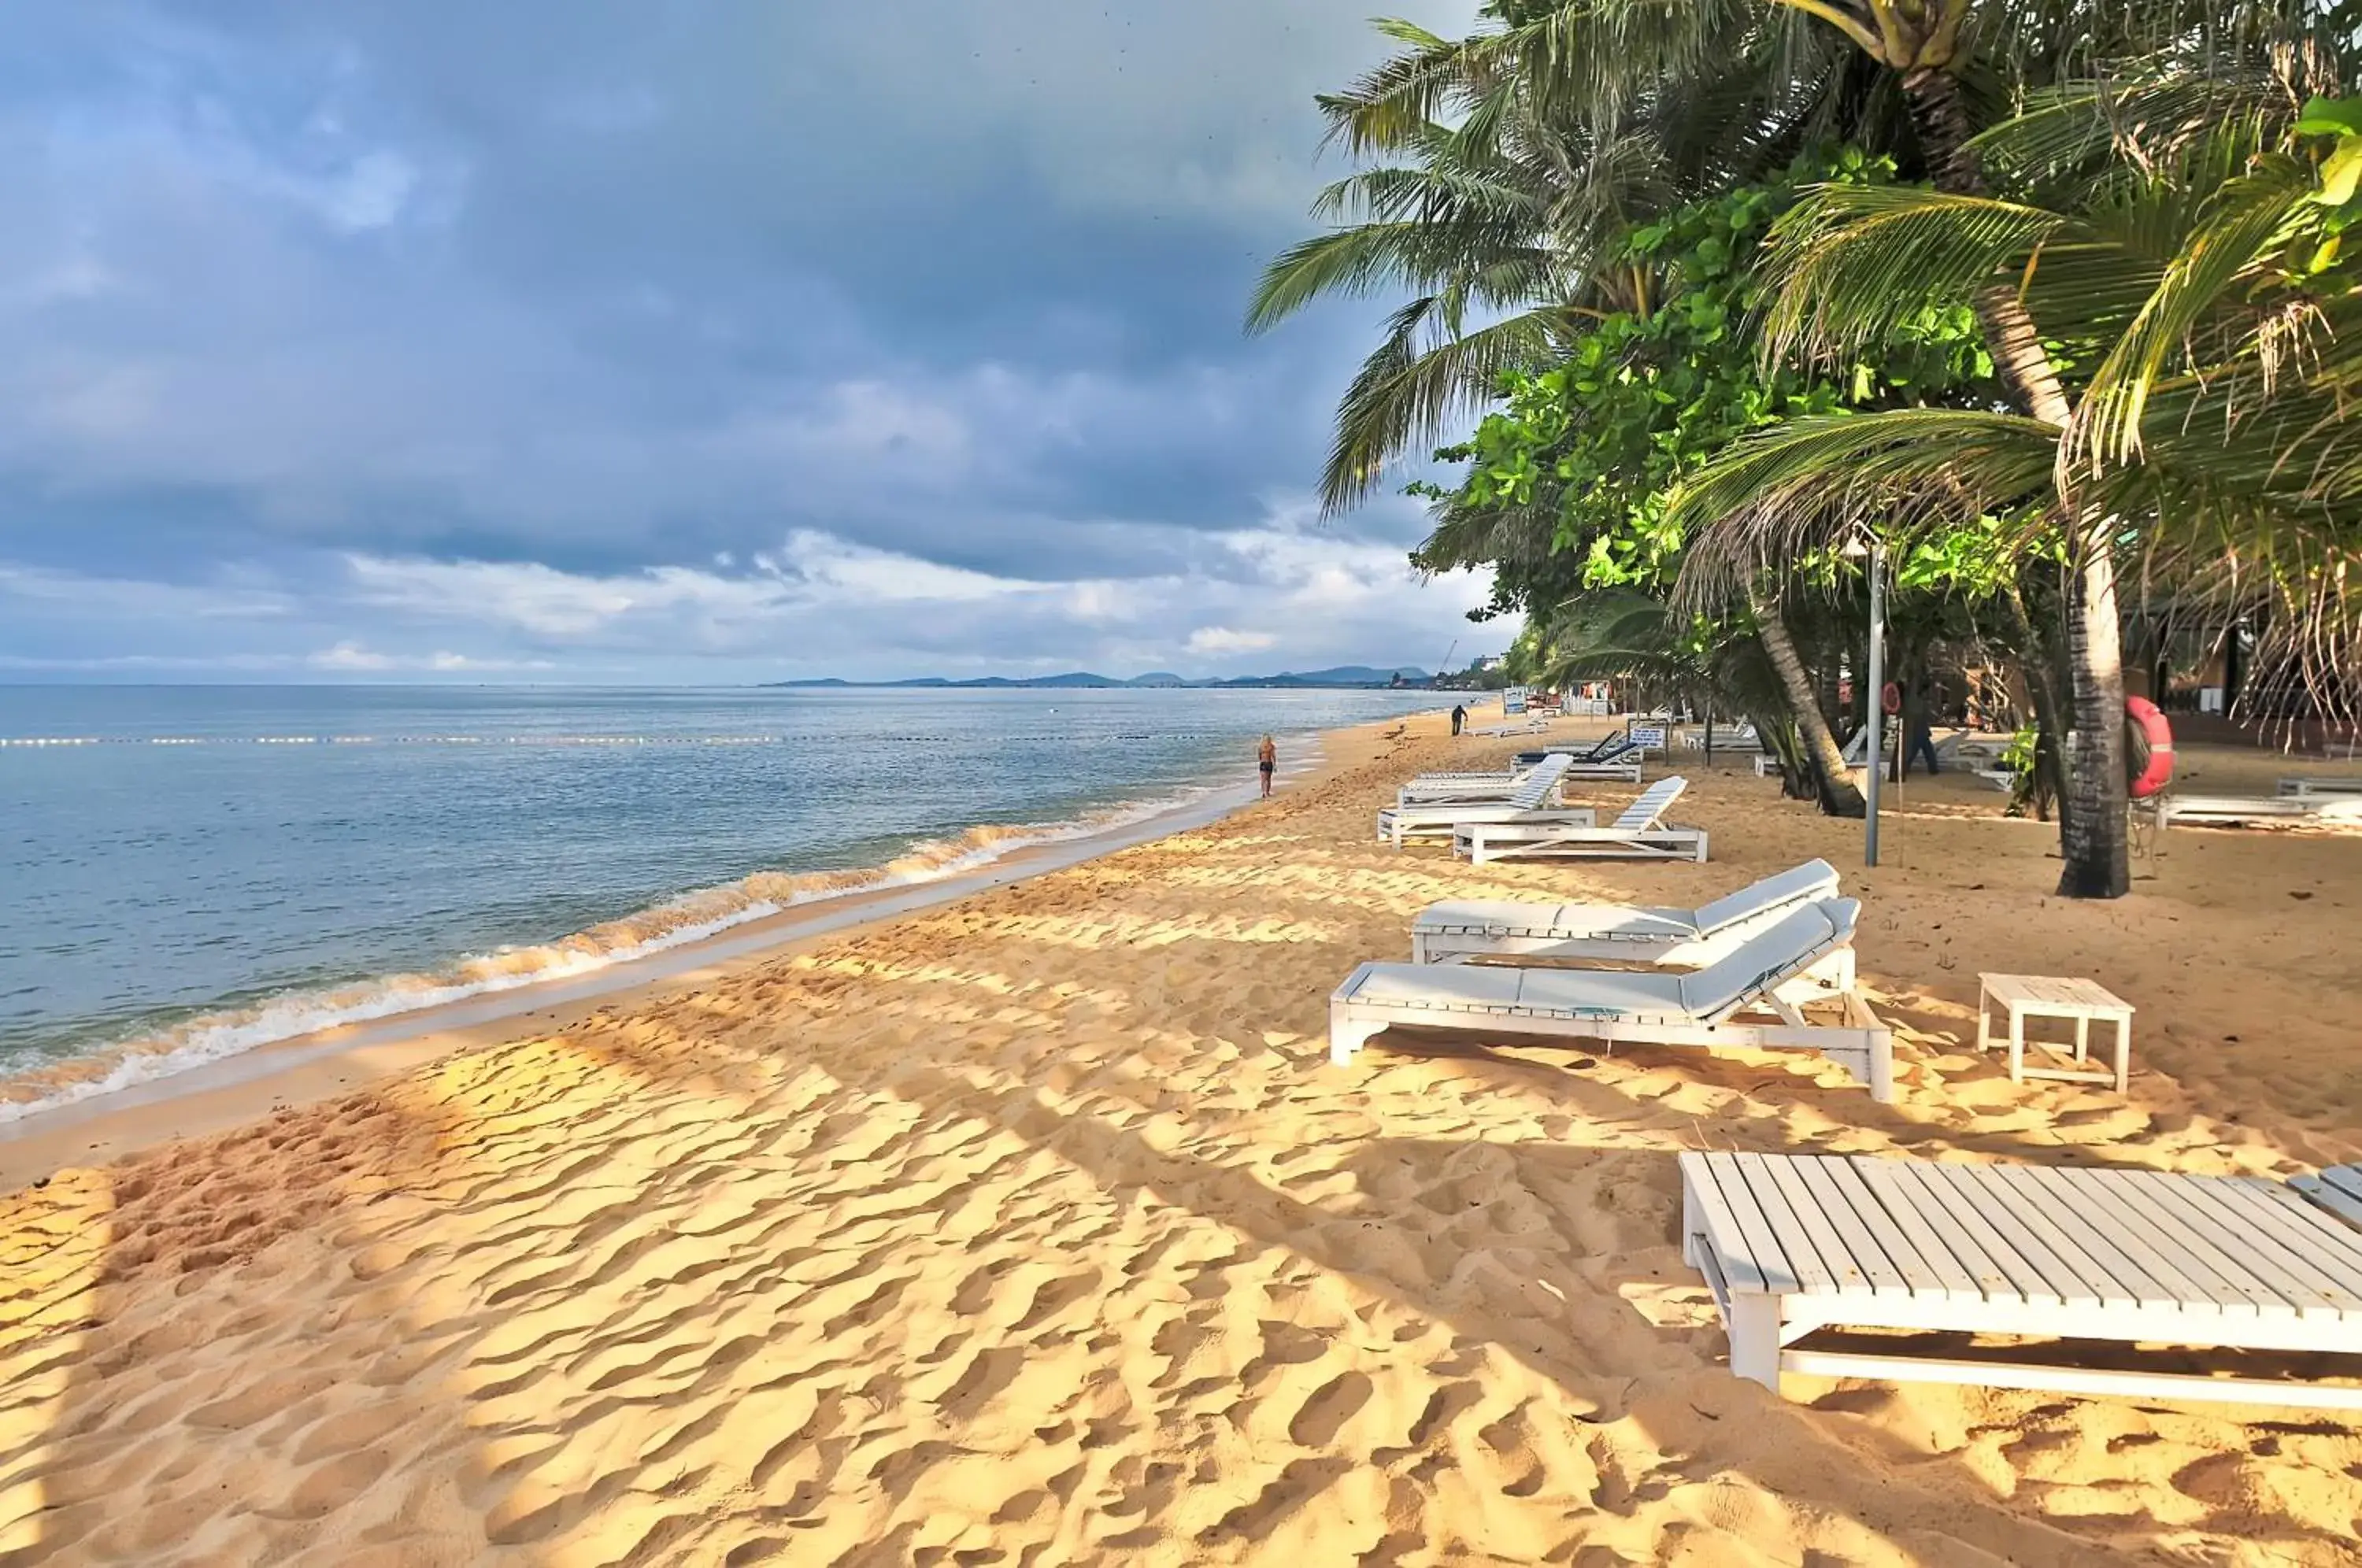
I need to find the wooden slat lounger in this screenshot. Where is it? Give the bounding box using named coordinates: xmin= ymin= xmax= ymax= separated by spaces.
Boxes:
xmin=1560 ymin=734 xmax=1645 ymax=782
xmin=1516 ymin=734 xmax=1631 ymax=767
xmin=1681 ymin=1152 xmax=2362 ymax=1409
xmin=2160 ymin=794 xmax=2362 ymax=828
xmin=1411 ymin=859 xmax=1844 ymax=992
xmin=1375 ymin=754 xmax=1588 ymax=848
xmin=1331 ymin=897 xmax=1891 ymax=1099
xmin=2279 ymin=776 xmax=2362 ymax=798
xmin=1397 ymin=756 xmax=1571 ymax=806
xmin=1453 ymin=777 xmax=1707 ymax=864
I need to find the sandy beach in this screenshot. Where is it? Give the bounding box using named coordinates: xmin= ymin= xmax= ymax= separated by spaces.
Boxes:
xmin=7 ymin=708 xmax=2362 ymax=1565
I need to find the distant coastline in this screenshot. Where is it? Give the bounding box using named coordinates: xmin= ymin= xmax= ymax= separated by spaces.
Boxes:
xmin=765 ymin=664 xmax=1433 ymax=691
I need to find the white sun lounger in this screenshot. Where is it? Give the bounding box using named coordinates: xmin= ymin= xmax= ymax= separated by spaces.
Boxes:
xmin=1397 ymin=757 xmax=1570 ymax=805
xmin=1523 ymin=734 xmax=1637 ymax=767
xmin=2160 ymin=793 xmax=2362 ymax=828
xmin=1560 ymin=733 xmax=1645 ymax=782
xmin=2279 ymin=776 xmax=2362 ymax=799
xmin=1681 ymin=1152 xmax=2362 ymax=1410
xmin=1331 ymin=897 xmax=1891 ymax=1099
xmin=1453 ymin=776 xmax=1707 ymax=864
xmin=1412 ymin=858 xmax=1842 ymax=979
xmin=1376 ymin=753 xmax=1584 ymax=847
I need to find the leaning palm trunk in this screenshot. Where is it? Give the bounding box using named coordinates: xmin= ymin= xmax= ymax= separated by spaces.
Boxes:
xmin=1907 ymin=65 xmax=2131 ymax=897
xmin=1750 ymin=585 xmax=1864 ymax=817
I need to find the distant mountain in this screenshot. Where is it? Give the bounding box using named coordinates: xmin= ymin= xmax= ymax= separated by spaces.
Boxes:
xmin=763 ymin=665 xmax=1431 ymax=690
xmin=1204 ymin=665 xmax=1430 ymax=689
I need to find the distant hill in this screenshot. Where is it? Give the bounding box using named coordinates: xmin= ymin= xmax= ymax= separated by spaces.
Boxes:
xmin=1203 ymin=665 xmax=1429 ymax=689
xmin=763 ymin=666 xmax=1431 ymax=690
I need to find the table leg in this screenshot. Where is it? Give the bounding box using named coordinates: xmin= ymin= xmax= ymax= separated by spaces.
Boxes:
xmin=1975 ymin=986 xmax=1991 ymax=1054
xmin=2008 ymin=1008 xmax=2025 ymax=1085
xmin=2075 ymin=1014 xmax=2090 ymax=1065
xmin=2114 ymin=1017 xmax=2130 ymax=1094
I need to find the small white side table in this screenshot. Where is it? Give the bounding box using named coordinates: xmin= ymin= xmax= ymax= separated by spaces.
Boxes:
xmin=1975 ymin=973 xmax=2134 ymax=1093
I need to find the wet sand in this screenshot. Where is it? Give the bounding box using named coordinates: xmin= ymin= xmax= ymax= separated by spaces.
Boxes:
xmin=5 ymin=709 xmax=2361 ymax=1564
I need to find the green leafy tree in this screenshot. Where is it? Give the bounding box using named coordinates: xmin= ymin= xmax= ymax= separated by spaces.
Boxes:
xmin=1413 ymin=157 xmax=1994 ymax=813
xmin=1276 ymin=0 xmax=2333 ymax=897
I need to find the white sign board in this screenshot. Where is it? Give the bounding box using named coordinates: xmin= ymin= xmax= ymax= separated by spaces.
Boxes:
xmin=1627 ymin=724 xmax=1667 ymax=753
xmin=1502 ymin=686 xmax=1529 ymax=716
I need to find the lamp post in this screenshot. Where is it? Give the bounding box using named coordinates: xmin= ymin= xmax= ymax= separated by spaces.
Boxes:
xmin=1864 ymin=537 xmax=1886 ymax=867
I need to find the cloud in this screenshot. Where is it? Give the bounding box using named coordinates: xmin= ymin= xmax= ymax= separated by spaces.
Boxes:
xmin=1186 ymin=627 xmax=1276 ymax=656
xmin=0 ymin=1 xmax=1501 ymax=681
xmin=310 ymin=639 xmax=393 ymax=671
xmin=309 ymin=640 xmax=547 ymax=672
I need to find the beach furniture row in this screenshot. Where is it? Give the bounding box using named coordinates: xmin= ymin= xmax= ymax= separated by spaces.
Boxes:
xmin=1379 ymin=768 xmax=1703 ymax=862
xmin=1513 ymin=732 xmax=1646 ymax=780
xmin=1339 ymin=761 xmax=2362 ymax=1408
xmin=1455 ymin=777 xmax=1705 ymax=864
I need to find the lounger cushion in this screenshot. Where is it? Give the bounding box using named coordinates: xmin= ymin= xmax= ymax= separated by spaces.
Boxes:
xmin=1691 ymin=859 xmax=1839 ymax=936
xmin=1381 ymin=804 xmax=1596 ymax=830
xmin=1414 ymin=900 xmax=1694 ymax=941
xmin=1342 ymin=960 xmax=1694 ymax=1020
xmin=1676 ymin=899 xmax=1857 ymax=1019
xmin=1415 ymin=860 xmax=1840 ymax=948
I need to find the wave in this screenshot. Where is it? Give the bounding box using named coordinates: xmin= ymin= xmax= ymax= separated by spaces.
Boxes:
xmin=0 ymin=780 xmax=1235 ymax=1126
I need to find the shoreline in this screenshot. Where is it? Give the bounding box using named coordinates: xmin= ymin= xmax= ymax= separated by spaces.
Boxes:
xmin=0 ymin=706 xmax=1446 ymax=1190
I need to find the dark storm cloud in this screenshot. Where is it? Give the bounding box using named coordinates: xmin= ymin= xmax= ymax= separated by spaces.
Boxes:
xmin=0 ymin=0 xmax=1497 ymax=679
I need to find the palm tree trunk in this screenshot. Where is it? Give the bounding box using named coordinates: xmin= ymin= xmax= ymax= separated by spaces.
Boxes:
xmin=1751 ymin=585 xmax=1864 ymax=817
xmin=1906 ymin=65 xmax=2131 ymax=897
xmin=1998 ymin=587 xmax=2070 ymax=823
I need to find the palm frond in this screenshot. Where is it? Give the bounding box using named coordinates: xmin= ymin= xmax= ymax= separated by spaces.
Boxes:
xmin=1320 ymin=305 xmax=1568 ymax=512
xmin=1661 ymin=409 xmax=2065 ymax=609
xmin=2068 ymin=153 xmax=2316 ymax=472
xmin=1764 ymin=185 xmax=2080 ymax=368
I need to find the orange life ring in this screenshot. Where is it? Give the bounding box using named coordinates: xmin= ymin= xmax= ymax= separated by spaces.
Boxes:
xmin=2127 ymin=695 xmax=2174 ymax=798
xmin=1880 ymin=682 xmax=1902 ymax=716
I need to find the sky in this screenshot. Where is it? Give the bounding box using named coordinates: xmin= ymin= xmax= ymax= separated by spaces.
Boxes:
xmin=0 ymin=0 xmax=1504 ymax=683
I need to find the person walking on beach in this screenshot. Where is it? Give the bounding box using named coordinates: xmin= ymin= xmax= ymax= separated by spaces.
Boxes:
xmin=1450 ymin=703 xmax=1466 ymax=736
xmin=1905 ymin=679 xmax=1942 ymax=776
xmin=1257 ymin=734 xmax=1277 ymax=798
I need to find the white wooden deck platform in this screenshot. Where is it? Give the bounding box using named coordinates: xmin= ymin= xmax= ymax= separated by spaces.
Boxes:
xmin=1680 ymin=1152 xmax=2362 ymax=1409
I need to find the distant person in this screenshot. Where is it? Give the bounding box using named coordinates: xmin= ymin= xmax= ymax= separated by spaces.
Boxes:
xmin=1906 ymin=681 xmax=1942 ymax=775
xmin=1450 ymin=703 xmax=1467 ymax=736
xmin=1257 ymin=734 xmax=1277 ymax=797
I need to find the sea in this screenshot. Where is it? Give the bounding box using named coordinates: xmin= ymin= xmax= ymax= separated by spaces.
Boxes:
xmin=0 ymin=684 xmax=1444 ymax=1121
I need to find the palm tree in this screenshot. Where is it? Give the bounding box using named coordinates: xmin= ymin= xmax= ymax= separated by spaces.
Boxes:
xmin=1748 ymin=2 xmax=2331 ymax=898
xmin=1247 ymin=6 xmax=1912 ymax=512
xmin=1353 ymin=0 xmax=2330 ymax=897
xmin=1660 ymin=82 xmax=2362 ymax=801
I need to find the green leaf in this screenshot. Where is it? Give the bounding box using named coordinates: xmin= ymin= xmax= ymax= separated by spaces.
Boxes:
xmin=2295 ymin=97 xmax=2362 ymax=138
xmin=2318 ymin=140 xmax=2362 ymax=209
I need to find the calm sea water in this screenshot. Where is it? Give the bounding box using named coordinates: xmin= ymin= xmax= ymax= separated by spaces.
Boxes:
xmin=0 ymin=685 xmax=1442 ymax=1116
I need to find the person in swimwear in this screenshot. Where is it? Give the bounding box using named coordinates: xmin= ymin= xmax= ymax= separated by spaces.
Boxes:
xmin=1257 ymin=734 xmax=1277 ymax=797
